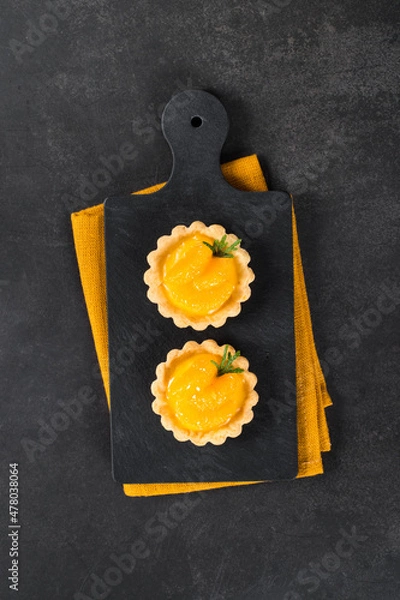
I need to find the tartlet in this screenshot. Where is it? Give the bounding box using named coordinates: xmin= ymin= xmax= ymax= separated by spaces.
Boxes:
xmin=151 ymin=339 xmax=259 ymax=446
xmin=144 ymin=221 xmax=254 ymax=330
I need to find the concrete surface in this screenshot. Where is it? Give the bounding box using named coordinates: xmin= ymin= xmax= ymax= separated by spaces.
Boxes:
xmin=0 ymin=0 xmax=399 ymax=598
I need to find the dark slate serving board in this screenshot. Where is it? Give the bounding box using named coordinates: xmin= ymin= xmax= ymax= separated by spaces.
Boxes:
xmin=104 ymin=90 xmax=298 ymax=483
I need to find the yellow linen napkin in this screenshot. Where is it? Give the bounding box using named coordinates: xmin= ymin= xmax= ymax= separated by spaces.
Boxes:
xmin=71 ymin=154 xmax=332 ymax=496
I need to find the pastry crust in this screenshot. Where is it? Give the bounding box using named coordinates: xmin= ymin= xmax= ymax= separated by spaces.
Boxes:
xmin=151 ymin=340 xmax=259 ymax=446
xmin=144 ymin=221 xmax=255 ymax=330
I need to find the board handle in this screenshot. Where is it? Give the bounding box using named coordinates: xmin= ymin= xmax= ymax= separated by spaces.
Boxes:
xmin=161 ymin=90 xmax=229 ymax=187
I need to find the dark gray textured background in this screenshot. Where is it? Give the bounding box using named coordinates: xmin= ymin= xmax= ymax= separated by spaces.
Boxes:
xmin=1 ymin=1 xmax=399 ymax=599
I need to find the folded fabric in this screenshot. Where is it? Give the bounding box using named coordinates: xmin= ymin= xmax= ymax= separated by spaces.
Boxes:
xmin=71 ymin=154 xmax=332 ymax=497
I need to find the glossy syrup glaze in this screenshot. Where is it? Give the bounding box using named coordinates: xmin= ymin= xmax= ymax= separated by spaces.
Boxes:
xmin=166 ymin=352 xmax=246 ymax=432
xmin=162 ymin=233 xmax=238 ymax=316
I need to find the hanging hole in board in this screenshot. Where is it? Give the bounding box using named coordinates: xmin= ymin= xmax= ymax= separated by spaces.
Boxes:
xmin=191 ymin=116 xmax=203 ymax=128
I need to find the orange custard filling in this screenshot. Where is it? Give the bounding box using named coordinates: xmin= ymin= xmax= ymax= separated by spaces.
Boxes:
xmin=162 ymin=233 xmax=238 ymax=316
xmin=166 ymin=352 xmax=246 ymax=432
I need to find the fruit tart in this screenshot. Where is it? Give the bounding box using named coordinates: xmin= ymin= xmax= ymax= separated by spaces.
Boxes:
xmin=144 ymin=221 xmax=254 ymax=330
xmin=151 ymin=340 xmax=259 ymax=446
